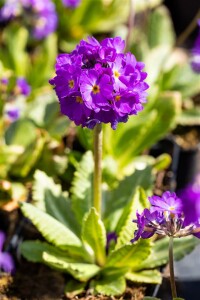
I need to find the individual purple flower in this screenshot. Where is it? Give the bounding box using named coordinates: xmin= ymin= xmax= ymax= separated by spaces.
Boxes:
xmin=50 ymin=36 xmax=149 ymax=129
xmin=5 ymin=106 xmax=20 ymax=121
xmin=106 ymin=231 xmax=117 ymax=253
xmin=16 ymin=77 xmax=31 ymax=96
xmin=131 ymin=191 xmax=200 ymax=243
xmin=0 ymin=231 xmax=15 ymax=273
xmin=148 ymin=191 xmax=183 ymax=215
xmin=1 ymin=78 xmax=9 ymax=86
xmin=62 ymin=0 xmax=81 ymax=8
xmin=191 ymin=19 xmax=200 ymax=73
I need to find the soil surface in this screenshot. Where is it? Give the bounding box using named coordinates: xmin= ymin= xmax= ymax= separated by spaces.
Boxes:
xmin=0 ymin=261 xmax=145 ymax=300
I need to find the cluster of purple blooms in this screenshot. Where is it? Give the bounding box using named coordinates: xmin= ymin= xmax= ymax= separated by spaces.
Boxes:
xmin=0 ymin=231 xmax=15 ymax=273
xmin=0 ymin=0 xmax=58 ymax=39
xmin=50 ymin=36 xmax=149 ymax=129
xmin=1 ymin=76 xmax=31 ymax=121
xmin=191 ymin=19 xmax=200 ymax=74
xmin=131 ymin=191 xmax=200 ymax=243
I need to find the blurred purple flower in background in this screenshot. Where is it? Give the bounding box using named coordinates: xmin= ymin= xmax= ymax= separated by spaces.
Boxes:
xmin=62 ymin=0 xmax=81 ymax=8
xmin=191 ymin=19 xmax=200 ymax=73
xmin=0 ymin=0 xmax=21 ymax=21
xmin=0 ymin=0 xmax=57 ymax=39
xmin=177 ymin=174 xmax=200 ymax=237
xmin=0 ymin=231 xmax=15 ymax=274
xmin=50 ymin=36 xmax=149 ymax=129
xmin=16 ymin=77 xmax=31 ymax=96
xmin=5 ymin=106 xmax=20 ymax=121
xmin=131 ymin=191 xmax=200 ymax=243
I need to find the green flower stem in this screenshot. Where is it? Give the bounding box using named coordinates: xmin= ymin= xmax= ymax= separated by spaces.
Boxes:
xmin=93 ymin=123 xmax=102 ymax=216
xmin=169 ymin=236 xmax=177 ymax=299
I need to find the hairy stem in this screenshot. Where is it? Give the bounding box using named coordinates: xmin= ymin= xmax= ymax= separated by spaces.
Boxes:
xmin=93 ymin=123 xmax=102 ymax=215
xmin=169 ymin=236 xmax=177 ymax=299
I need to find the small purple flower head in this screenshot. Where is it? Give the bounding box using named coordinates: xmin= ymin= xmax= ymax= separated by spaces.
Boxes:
xmin=62 ymin=0 xmax=81 ymax=8
xmin=16 ymin=77 xmax=31 ymax=96
xmin=191 ymin=19 xmax=200 ymax=73
xmin=131 ymin=191 xmax=200 ymax=243
xmin=0 ymin=231 xmax=15 ymax=274
xmin=50 ymin=36 xmax=149 ymax=129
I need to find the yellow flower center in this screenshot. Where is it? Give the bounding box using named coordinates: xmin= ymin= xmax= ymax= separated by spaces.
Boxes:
xmin=115 ymin=95 xmax=121 ymax=101
xmin=68 ymin=80 xmax=75 ymax=89
xmin=114 ymin=70 xmax=120 ymax=78
xmin=92 ymin=84 xmax=100 ymax=94
xmin=169 ymin=206 xmax=175 ymax=211
xmin=76 ymin=96 xmax=83 ymax=103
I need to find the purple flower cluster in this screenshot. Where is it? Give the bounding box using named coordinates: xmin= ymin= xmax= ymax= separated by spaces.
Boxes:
xmin=0 ymin=231 xmax=15 ymax=273
xmin=191 ymin=19 xmax=200 ymax=73
xmin=1 ymin=76 xmax=31 ymax=122
xmin=0 ymin=0 xmax=57 ymax=39
xmin=50 ymin=37 xmax=149 ymax=129
xmin=131 ymin=191 xmax=200 ymax=243
xmin=62 ymin=0 xmax=81 ymax=8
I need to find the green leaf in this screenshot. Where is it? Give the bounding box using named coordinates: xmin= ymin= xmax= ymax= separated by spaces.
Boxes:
xmin=9 ymin=132 xmax=45 ymax=178
xmin=82 ymin=208 xmax=106 ymax=266
xmin=28 ymin=34 xmax=57 ymax=88
xmin=135 ymin=0 xmax=162 ymax=12
xmin=43 ymin=252 xmax=100 ymax=281
xmin=118 ymin=92 xmax=182 ymax=167
xmin=20 ymin=240 xmax=77 ymax=263
xmin=177 ymin=108 xmax=200 ymax=126
xmin=71 ymin=151 xmax=94 ymax=224
xmin=5 ymin=119 xmax=37 ymax=147
xmin=137 ymin=236 xmax=200 ymax=270
xmin=103 ymin=166 xmax=153 ymax=231
xmin=65 ymin=280 xmax=86 ymax=298
xmin=147 ymin=6 xmax=175 ymax=48
xmin=4 ymin=25 xmax=29 ymax=75
xmin=114 ymin=188 xmax=149 ymax=249
xmin=26 ymin=91 xmax=60 ymax=129
xmin=126 ymin=270 xmax=162 ymax=284
xmin=161 ymin=63 xmax=200 ymax=98
xmin=20 ymin=202 xmax=82 ymax=250
xmin=105 ymin=239 xmax=151 ymax=271
xmin=92 ymin=276 xmax=126 ymax=296
xmin=33 ymin=170 xmax=80 ymax=236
